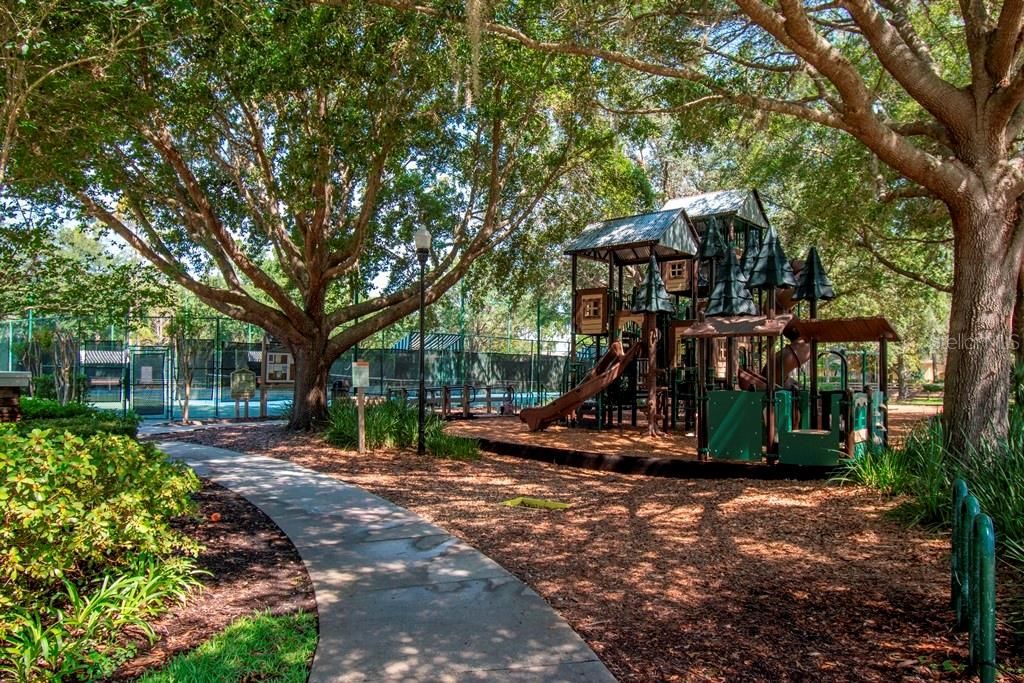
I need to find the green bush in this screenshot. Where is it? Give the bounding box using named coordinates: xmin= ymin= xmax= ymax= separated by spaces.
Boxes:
xmin=18 ymin=413 xmax=141 ymax=439
xmin=921 ymin=382 xmax=944 ymax=392
xmin=19 ymin=397 xmax=96 ymax=420
xmin=0 ymin=427 xmax=199 ymax=605
xmin=1 ymin=556 xmax=202 ymax=681
xmin=0 ymin=427 xmax=202 ymax=680
xmin=325 ymin=399 xmax=479 ymax=458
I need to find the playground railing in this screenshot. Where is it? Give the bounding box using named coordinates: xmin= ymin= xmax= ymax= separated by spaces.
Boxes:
xmin=951 ymin=479 xmax=997 ymax=683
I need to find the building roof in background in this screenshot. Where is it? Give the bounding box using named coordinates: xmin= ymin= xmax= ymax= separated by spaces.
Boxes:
xmin=393 ymin=333 xmax=464 ymax=351
xmin=661 ymin=189 xmax=770 ymax=229
xmin=565 ymin=208 xmax=700 ymax=264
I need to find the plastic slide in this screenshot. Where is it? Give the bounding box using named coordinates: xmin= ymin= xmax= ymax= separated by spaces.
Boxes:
xmin=736 ymin=340 xmax=812 ymax=390
xmin=520 ymin=341 xmax=642 ymax=432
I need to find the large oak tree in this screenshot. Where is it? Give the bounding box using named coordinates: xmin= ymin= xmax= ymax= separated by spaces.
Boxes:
xmin=360 ymin=0 xmax=1024 ymax=452
xmin=7 ymin=0 xmax=626 ymax=428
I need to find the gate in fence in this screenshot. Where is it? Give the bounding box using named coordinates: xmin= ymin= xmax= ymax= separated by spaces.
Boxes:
xmin=951 ymin=479 xmax=997 ymax=683
xmin=130 ymin=348 xmax=168 ymax=417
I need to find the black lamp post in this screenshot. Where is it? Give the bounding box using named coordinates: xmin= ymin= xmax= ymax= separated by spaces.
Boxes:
xmin=414 ymin=227 xmax=431 ymax=455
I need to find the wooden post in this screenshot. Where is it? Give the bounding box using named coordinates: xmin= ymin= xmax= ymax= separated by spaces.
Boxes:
xmin=357 ymin=386 xmax=366 ymax=454
xmin=765 ymin=286 xmax=777 ymax=454
xmin=570 ymin=255 xmax=578 ymax=372
xmin=486 ymin=386 xmax=492 ymax=413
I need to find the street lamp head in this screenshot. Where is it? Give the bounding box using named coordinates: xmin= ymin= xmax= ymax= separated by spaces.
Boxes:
xmin=414 ymin=227 xmax=432 ymax=256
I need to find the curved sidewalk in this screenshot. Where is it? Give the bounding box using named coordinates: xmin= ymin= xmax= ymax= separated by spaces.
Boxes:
xmin=159 ymin=441 xmax=616 ymax=683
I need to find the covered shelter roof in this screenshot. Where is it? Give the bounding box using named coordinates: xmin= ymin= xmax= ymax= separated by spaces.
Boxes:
xmin=679 ymin=314 xmax=793 ymax=339
xmin=661 ymin=189 xmax=770 ymax=229
xmin=393 ymin=332 xmax=464 ymax=351
xmin=784 ymin=316 xmax=900 ymax=343
xmin=565 ymin=208 xmax=699 ymax=264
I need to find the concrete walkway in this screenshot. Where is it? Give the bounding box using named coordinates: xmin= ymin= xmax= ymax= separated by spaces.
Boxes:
xmin=159 ymin=441 xmax=616 ymax=683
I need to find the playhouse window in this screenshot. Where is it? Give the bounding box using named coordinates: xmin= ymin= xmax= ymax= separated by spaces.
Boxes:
xmin=583 ymin=299 xmax=601 ymax=318
xmin=669 ymin=262 xmax=687 ymax=279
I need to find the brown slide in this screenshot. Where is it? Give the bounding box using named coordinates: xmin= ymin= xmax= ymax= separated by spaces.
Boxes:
xmin=520 ymin=341 xmax=642 ymax=432
xmin=736 ymin=340 xmax=812 ymax=390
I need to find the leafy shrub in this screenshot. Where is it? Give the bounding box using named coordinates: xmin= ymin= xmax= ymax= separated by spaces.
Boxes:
xmin=20 ymin=397 xmax=97 ymax=420
xmin=921 ymin=382 xmax=944 ymax=392
xmin=18 ymin=413 xmax=141 ymax=439
xmin=0 ymin=427 xmax=202 ymax=680
xmin=0 ymin=427 xmax=199 ymax=605
xmin=325 ymin=399 xmax=418 ymax=450
xmin=325 ymin=399 xmax=479 ymax=458
xmin=1 ymin=556 xmax=202 ymax=681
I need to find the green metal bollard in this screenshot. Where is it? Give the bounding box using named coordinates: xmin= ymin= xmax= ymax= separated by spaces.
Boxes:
xmin=972 ymin=514 xmax=997 ymax=683
xmin=951 ymin=479 xmax=968 ymax=614
xmin=957 ymin=494 xmax=981 ymax=630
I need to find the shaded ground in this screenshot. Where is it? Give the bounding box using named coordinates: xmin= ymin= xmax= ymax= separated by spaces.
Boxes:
xmin=168 ymin=410 xmax=1002 ymax=683
xmin=113 ymin=481 xmax=316 ymax=680
xmin=447 ymin=403 xmax=941 ymax=459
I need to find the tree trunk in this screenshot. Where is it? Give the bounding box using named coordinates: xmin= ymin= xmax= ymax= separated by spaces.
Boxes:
xmin=943 ymin=202 xmax=1024 ymax=454
xmin=289 ymin=340 xmax=334 ymax=430
xmin=645 ymin=314 xmax=662 ymax=437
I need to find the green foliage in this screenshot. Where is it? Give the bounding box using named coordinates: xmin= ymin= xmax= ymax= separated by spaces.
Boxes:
xmin=325 ymin=399 xmax=479 ymax=458
xmin=19 ymin=397 xmax=95 ymax=420
xmin=0 ymin=427 xmax=200 ymax=607
xmin=0 ymin=556 xmax=202 ymax=682
xmin=29 ymin=373 xmax=57 ymax=400
xmin=0 ymin=423 xmax=202 ymax=681
xmin=17 ymin=414 xmax=141 ymax=439
xmin=137 ymin=611 xmax=317 ymax=683
xmin=922 ymin=382 xmax=945 ymax=393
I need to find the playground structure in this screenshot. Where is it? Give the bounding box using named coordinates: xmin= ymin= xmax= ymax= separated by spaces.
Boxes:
xmin=519 ymin=189 xmax=899 ymax=467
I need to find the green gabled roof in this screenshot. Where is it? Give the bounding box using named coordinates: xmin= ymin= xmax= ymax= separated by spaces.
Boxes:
xmin=747 ymin=227 xmax=796 ymax=290
xmin=706 ymin=250 xmax=757 ymax=317
xmin=631 ymin=254 xmax=676 ymax=314
xmin=662 ymin=189 xmax=771 ymax=229
xmin=697 ymin=216 xmax=730 ymax=261
xmin=792 ymin=247 xmax=836 ymax=302
xmin=565 ymin=208 xmax=699 ymax=264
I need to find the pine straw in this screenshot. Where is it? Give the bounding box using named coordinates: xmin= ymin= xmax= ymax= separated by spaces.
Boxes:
xmin=168 ymin=411 xmax=995 ymax=683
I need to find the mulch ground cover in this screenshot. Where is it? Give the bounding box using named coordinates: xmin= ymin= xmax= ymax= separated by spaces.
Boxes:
xmin=112 ymin=480 xmax=316 ymax=680
xmin=166 ymin=415 xmax=1023 ymax=683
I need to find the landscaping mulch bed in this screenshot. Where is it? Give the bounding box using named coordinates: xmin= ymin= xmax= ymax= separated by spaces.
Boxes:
xmin=112 ymin=480 xmax=317 ymax=680
xmin=162 ymin=417 xmax=1021 ymax=683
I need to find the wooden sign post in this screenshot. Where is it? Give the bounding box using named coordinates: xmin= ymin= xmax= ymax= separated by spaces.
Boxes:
xmin=352 ymin=360 xmax=370 ymax=453
xmin=230 ymin=369 xmax=257 ymax=419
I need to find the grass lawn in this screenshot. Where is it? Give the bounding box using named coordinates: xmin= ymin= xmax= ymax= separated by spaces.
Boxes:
xmin=138 ymin=611 xmax=316 ymax=682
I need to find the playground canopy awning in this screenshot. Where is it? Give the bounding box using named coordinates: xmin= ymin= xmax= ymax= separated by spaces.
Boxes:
xmin=785 ymin=316 xmax=901 ymax=343
xmin=679 ymin=314 xmax=793 ymax=338
xmin=661 ymin=189 xmax=771 ymax=230
xmin=565 ymin=208 xmax=699 ymax=264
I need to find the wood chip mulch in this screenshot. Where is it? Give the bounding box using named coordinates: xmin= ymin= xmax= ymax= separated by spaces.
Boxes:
xmin=112 ymin=480 xmax=317 ymax=680
xmin=167 ymin=418 xmax=1022 ymax=683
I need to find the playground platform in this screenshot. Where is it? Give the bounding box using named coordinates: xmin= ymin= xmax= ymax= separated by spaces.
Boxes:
xmin=445 ymin=403 xmax=940 ymax=479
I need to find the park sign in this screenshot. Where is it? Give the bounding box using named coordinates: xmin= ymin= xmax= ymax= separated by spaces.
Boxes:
xmin=352 ymin=361 xmax=369 ymax=389
xmin=230 ymin=368 xmax=257 ymax=400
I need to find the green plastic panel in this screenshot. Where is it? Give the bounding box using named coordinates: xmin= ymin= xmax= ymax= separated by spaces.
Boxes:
xmin=778 ymin=393 xmax=843 ymax=466
xmin=708 ymin=390 xmax=764 ymax=461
